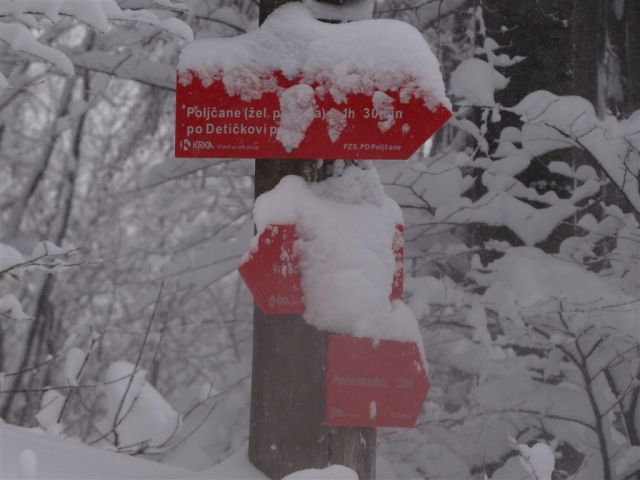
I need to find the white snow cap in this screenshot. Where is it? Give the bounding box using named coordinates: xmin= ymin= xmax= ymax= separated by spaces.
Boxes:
xmin=35 ymin=390 xmax=65 ymax=432
xmin=450 ymin=58 xmax=508 ymax=106
xmin=18 ymin=449 xmax=37 ymax=480
xmin=253 ymin=166 xmax=424 ymax=351
xmin=0 ymin=294 xmax=29 ymax=320
xmin=0 ymin=242 xmax=24 ymax=272
xmin=97 ymin=361 xmax=181 ymax=449
xmin=516 ymin=442 xmax=555 ymax=480
xmin=283 ymin=465 xmax=358 ymax=480
xmin=179 ymin=3 xmax=450 ymax=110
xmin=64 ymin=347 xmax=86 ymax=386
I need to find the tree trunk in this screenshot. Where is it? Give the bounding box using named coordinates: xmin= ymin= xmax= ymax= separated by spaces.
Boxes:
xmin=481 ymin=2 xmax=613 ymax=478
xmin=481 ymin=0 xmax=605 ymax=253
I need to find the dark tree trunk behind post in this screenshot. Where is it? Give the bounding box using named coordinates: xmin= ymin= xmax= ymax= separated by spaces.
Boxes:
xmin=248 ymin=2 xmax=376 ymax=479
xmin=479 ymin=0 xmax=605 ymax=252
xmin=601 ymin=0 xmax=640 ymax=461
xmin=625 ymin=1 xmax=640 ymax=112
xmin=603 ymin=0 xmax=640 ymax=117
xmin=481 ymin=2 xmax=627 ymax=479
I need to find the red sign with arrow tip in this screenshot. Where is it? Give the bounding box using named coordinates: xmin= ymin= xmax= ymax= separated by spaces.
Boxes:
xmin=238 ymin=224 xmax=304 ymax=315
xmin=239 ymin=224 xmax=404 ymax=315
xmin=175 ymin=72 xmax=451 ymax=160
xmin=324 ymin=335 xmax=429 ymax=428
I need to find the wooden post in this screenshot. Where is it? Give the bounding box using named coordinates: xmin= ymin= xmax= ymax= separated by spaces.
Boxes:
xmin=248 ymin=2 xmax=377 ymax=479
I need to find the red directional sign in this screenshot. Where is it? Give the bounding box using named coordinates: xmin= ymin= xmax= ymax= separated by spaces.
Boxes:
xmin=324 ymin=335 xmax=429 ymax=428
xmin=238 ymin=224 xmax=303 ymax=315
xmin=239 ymin=224 xmax=404 ymax=315
xmin=175 ymin=71 xmax=451 ymax=160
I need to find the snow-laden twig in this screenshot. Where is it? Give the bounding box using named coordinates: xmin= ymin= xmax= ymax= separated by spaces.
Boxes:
xmin=109 ymin=282 xmax=164 ymax=446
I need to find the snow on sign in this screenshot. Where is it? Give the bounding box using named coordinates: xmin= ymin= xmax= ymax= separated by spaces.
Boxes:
xmin=325 ymin=335 xmax=429 ymax=428
xmin=239 ymin=224 xmax=404 ymax=315
xmin=239 ymin=224 xmax=303 ymax=315
xmin=175 ymin=4 xmax=451 ymax=160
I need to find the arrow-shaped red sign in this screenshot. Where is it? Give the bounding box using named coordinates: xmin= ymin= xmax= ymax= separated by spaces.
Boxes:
xmin=239 ymin=224 xmax=404 ymax=315
xmin=324 ymin=335 xmax=429 ymax=428
xmin=175 ymin=72 xmax=451 ymax=160
xmin=238 ymin=225 xmax=304 ymax=315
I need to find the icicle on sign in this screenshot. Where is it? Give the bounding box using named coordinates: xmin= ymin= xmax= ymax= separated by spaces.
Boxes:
xmin=239 ymin=224 xmax=404 ymax=315
xmin=175 ymin=4 xmax=451 ymax=160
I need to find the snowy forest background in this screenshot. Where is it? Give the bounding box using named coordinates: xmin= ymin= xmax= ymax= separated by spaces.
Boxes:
xmin=1 ymin=0 xmax=640 ymax=479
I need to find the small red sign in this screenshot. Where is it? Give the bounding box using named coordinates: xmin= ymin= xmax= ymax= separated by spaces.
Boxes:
xmin=238 ymin=225 xmax=304 ymax=315
xmin=239 ymin=224 xmax=404 ymax=315
xmin=324 ymin=335 xmax=429 ymax=428
xmin=175 ymin=71 xmax=451 ymax=160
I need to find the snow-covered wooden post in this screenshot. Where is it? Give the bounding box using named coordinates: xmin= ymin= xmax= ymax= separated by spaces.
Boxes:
xmin=248 ymin=1 xmax=377 ymax=479
xmin=174 ymin=2 xmax=451 ymax=477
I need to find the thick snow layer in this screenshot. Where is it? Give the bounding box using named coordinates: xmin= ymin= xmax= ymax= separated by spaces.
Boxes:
xmin=0 ymin=0 xmax=193 ymax=40
xmin=276 ymin=84 xmax=317 ymax=150
xmin=18 ymin=448 xmax=37 ymax=479
xmin=490 ymin=456 xmax=538 ymax=480
xmin=0 ymin=242 xmax=24 ymax=272
xmin=479 ymin=247 xmax=640 ymax=338
xmin=282 ymin=465 xmax=358 ymax=480
xmin=0 ymin=0 xmax=192 ymax=80
xmin=96 ymin=361 xmax=181 ymax=450
xmin=616 ymin=446 xmax=640 ymax=477
xmin=0 ymin=426 xmax=382 ymax=480
xmin=0 ymin=423 xmax=189 ymax=479
xmin=405 ymin=275 xmax=464 ymax=320
xmin=253 ymin=166 xmax=423 ymax=347
xmin=435 ymin=190 xmax=578 ymax=246
xmin=0 ymin=293 xmax=29 ymax=320
xmin=449 ymin=58 xmax=507 ymax=106
xmin=0 ymin=22 xmax=74 ymax=74
xmin=179 ymin=3 xmax=449 ymax=111
xmin=64 ymin=347 xmax=86 ymax=386
xmin=516 ymin=442 xmax=555 ymax=480
xmin=512 ymin=91 xmax=640 ymax=214
xmin=29 ymin=240 xmax=75 ymax=259
xmin=35 ymin=390 xmax=65 ymax=432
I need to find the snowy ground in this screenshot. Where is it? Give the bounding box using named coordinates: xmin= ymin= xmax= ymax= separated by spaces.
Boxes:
xmin=1 ymin=422 xmax=396 ymax=480
xmin=0 ymin=422 xmax=263 ymax=480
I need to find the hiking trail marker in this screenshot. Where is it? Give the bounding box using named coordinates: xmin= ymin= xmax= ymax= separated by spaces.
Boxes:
xmin=238 ymin=224 xmax=303 ymax=315
xmin=325 ymin=335 xmax=429 ymax=428
xmin=181 ymin=3 xmax=453 ymax=477
xmin=175 ymin=72 xmax=451 ymax=160
xmin=239 ymin=224 xmax=404 ymax=315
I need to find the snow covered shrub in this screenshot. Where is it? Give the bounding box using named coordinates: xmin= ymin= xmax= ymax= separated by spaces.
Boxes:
xmin=379 ymin=5 xmax=640 ymax=479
